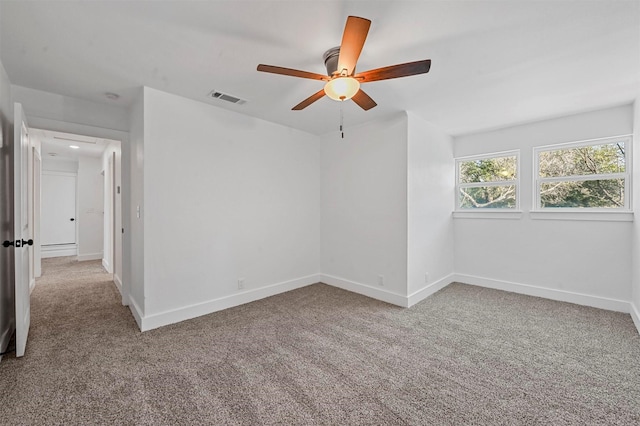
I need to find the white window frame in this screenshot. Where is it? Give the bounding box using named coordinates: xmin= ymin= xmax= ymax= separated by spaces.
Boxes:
xmin=533 ymin=135 xmax=632 ymax=212
xmin=454 ymin=150 xmax=521 ymax=213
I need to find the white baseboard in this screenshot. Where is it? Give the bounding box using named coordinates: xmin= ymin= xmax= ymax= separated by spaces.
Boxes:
xmin=139 ymin=274 xmax=321 ymax=332
xmin=128 ymin=296 xmax=144 ymax=331
xmin=77 ymin=253 xmax=102 ymax=262
xmin=320 ymin=274 xmax=408 ymax=307
xmin=454 ymin=273 xmax=630 ymax=313
xmin=41 ymin=244 xmax=77 ymax=258
xmin=102 ymin=258 xmax=111 ymax=272
xmin=407 ymin=273 xmax=455 ymax=307
xmin=113 ymin=274 xmax=123 ymax=295
xmin=29 ymin=278 xmax=35 ymax=294
xmin=631 ymin=302 xmax=640 ymax=336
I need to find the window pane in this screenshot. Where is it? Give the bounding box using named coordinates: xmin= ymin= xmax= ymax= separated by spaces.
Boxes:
xmin=459 ymin=156 xmax=516 ymax=183
xmin=459 ymin=185 xmax=516 ymax=208
xmin=539 ymin=142 xmax=625 ymax=178
xmin=540 ymin=179 xmax=624 ymax=208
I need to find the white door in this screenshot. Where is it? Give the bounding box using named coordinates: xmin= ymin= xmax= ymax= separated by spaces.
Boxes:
xmin=14 ymin=103 xmax=32 ymax=358
xmin=41 ymin=174 xmax=76 ymax=246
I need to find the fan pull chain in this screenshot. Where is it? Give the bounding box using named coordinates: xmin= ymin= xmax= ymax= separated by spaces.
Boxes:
xmin=340 ymin=101 xmax=344 ymax=139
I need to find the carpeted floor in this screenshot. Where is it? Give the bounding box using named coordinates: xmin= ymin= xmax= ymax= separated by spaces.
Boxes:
xmin=0 ymin=256 xmax=639 ymax=425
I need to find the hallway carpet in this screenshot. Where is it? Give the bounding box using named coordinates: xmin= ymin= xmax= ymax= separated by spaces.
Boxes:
xmin=1 ymin=257 xmax=639 ymax=425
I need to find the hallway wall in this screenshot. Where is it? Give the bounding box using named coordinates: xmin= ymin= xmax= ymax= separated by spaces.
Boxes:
xmin=77 ymin=156 xmax=103 ymax=261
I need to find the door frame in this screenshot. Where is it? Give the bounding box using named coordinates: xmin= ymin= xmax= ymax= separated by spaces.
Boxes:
xmin=23 ymin=119 xmax=130 ymax=308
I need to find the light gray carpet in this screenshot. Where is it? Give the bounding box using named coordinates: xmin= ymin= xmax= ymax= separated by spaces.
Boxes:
xmin=0 ymin=256 xmax=639 ymax=425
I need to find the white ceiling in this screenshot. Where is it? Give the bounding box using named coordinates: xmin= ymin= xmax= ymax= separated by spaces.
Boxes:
xmin=33 ymin=128 xmax=111 ymax=161
xmin=1 ymin=1 xmax=638 ymax=136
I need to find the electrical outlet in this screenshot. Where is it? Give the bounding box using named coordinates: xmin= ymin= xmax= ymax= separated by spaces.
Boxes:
xmin=425 ymin=273 xmax=429 ymax=283
xmin=237 ymin=278 xmax=245 ymax=290
xmin=377 ymin=275 xmax=384 ymax=286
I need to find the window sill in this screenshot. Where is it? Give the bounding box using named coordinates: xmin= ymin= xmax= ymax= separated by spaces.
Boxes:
xmin=452 ymin=210 xmax=523 ymax=220
xmin=529 ymin=210 xmax=633 ymax=222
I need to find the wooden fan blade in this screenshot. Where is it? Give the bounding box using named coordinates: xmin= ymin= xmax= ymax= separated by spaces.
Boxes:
xmin=292 ymin=89 xmax=326 ymax=110
xmin=337 ymin=16 xmax=371 ymax=76
xmin=257 ymin=64 xmax=329 ymax=81
xmin=351 ymin=89 xmax=377 ymax=111
xmin=354 ymin=60 xmax=431 ymax=83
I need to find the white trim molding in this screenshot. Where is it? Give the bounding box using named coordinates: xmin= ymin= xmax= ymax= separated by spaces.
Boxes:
xmin=41 ymin=170 xmax=77 ymax=177
xmin=41 ymin=243 xmax=77 ymax=258
xmin=454 ymin=273 xmax=630 ymax=313
xmin=631 ymin=303 xmax=640 ymax=336
xmin=113 ymin=274 xmax=123 ymax=295
xmin=529 ymin=211 xmax=633 ymax=222
xmin=77 ymin=253 xmax=103 ymax=262
xmin=407 ymin=274 xmax=455 ymax=307
xmin=453 ymin=211 xmax=523 ymax=220
xmin=139 ymin=274 xmax=321 ymax=332
xmin=320 ymin=274 xmax=408 ymax=307
xmin=101 ymin=258 xmax=111 ymax=271
xmin=128 ymin=296 xmax=144 ymax=331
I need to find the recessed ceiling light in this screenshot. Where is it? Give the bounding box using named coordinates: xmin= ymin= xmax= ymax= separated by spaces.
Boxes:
xmin=69 ymin=145 xmax=80 ymax=149
xmin=105 ymin=92 xmax=120 ymax=100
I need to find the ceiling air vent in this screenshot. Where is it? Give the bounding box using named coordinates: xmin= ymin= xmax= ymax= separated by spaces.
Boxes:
xmin=208 ymin=90 xmax=246 ymax=105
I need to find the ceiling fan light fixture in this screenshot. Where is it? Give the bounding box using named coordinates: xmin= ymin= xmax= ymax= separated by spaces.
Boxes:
xmin=324 ymin=77 xmax=360 ymax=101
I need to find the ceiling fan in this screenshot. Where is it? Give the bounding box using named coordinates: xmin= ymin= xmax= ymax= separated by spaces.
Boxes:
xmin=257 ymin=16 xmax=431 ymax=111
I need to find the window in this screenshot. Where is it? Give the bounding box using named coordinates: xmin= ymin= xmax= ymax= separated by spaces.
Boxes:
xmin=455 ymin=151 xmax=519 ymax=210
xmin=534 ymin=136 xmax=631 ymax=210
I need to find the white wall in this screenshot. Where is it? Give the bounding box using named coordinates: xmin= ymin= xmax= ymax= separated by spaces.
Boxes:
xmin=0 ymin=4 xmax=15 ymax=357
xmin=77 ymin=156 xmax=103 ymax=260
xmin=631 ymin=99 xmax=640 ymax=332
xmin=407 ymin=112 xmax=455 ymax=303
xmin=320 ymin=113 xmax=409 ymax=304
xmin=42 ymin=158 xmax=77 ymax=173
xmin=11 ymin=85 xmax=128 ymax=132
xmin=454 ymin=105 xmax=633 ymax=311
xmin=128 ymin=89 xmax=145 ymax=320
xmin=138 ymin=87 xmax=320 ymax=329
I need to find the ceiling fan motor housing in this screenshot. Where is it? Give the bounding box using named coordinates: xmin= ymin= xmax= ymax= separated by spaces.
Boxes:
xmin=323 ymin=47 xmax=341 ymax=76
xmin=256 ymin=16 xmax=430 ymax=111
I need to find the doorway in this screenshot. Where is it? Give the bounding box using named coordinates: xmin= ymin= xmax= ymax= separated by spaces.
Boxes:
xmin=30 ymin=129 xmax=123 ymax=290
